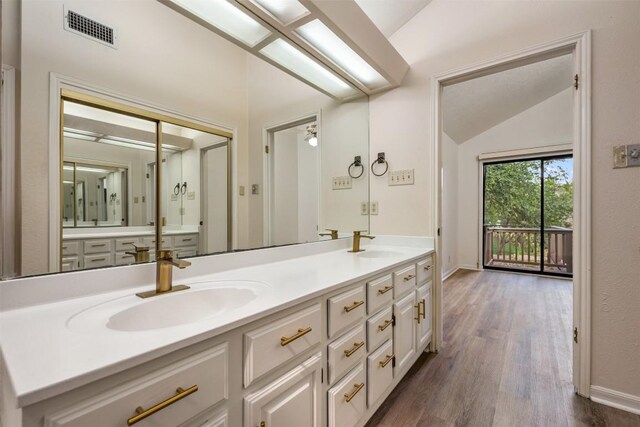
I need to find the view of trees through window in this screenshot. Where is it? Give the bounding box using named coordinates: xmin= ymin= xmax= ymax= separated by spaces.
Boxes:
xmin=483 ymin=156 xmax=573 ymax=275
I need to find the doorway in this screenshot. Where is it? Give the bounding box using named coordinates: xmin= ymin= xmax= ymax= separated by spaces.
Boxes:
xmin=200 ymin=140 xmax=231 ymax=254
xmin=433 ymin=32 xmax=591 ymax=396
xmin=483 ymin=155 xmax=573 ymax=277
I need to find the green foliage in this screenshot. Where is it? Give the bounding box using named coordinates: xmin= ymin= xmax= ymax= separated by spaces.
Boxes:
xmin=484 ymin=159 xmax=573 ymax=228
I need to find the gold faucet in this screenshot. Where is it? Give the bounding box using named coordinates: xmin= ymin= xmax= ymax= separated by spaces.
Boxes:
xmin=319 ymin=229 xmax=339 ymax=239
xmin=349 ymin=231 xmax=375 ymax=253
xmin=136 ymin=249 xmax=191 ymax=298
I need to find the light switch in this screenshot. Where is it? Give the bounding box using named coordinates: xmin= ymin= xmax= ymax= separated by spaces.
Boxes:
xmin=252 ymin=184 xmax=260 ymax=195
xmin=170 ymin=194 xmax=178 ymax=201
xmin=613 ymin=144 xmax=640 ymax=168
xmin=332 ymin=176 xmax=352 ymax=190
xmin=187 ymin=191 xmax=196 ymax=200
xmin=388 ymin=169 xmax=415 ymax=186
xmin=239 ymin=186 xmax=245 ymax=196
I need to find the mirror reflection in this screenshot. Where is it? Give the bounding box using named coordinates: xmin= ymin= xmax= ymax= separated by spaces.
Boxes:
xmin=6 ymin=0 xmax=369 ymax=278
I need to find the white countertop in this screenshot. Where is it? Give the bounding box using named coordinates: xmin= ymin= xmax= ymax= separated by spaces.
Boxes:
xmin=0 ymin=239 xmax=433 ymax=408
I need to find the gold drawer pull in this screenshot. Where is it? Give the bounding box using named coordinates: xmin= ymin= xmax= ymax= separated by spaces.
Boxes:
xmin=377 ymin=285 xmax=393 ymax=295
xmin=403 ymin=274 xmax=415 ymax=282
xmin=379 ymin=354 xmax=394 ymax=368
xmin=127 ymin=385 xmax=198 ymax=426
xmin=91 ymin=243 xmax=106 ymax=247
xmin=344 ymin=300 xmax=364 ymax=312
xmin=280 ymin=327 xmax=312 ymax=346
xmin=424 ymin=265 xmax=432 ymax=271
xmin=344 ymin=341 xmax=364 ymax=357
xmin=344 ymin=383 xmax=364 ymax=403
xmin=183 ymin=238 xmax=192 ymax=242
xmin=90 ymin=258 xmax=107 ymax=262
xmin=421 ymin=298 xmax=426 ymax=319
xmin=378 ymin=319 xmax=392 ymax=331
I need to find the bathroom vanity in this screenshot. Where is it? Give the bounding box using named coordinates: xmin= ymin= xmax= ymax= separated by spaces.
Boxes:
xmin=0 ymin=237 xmax=435 ymax=427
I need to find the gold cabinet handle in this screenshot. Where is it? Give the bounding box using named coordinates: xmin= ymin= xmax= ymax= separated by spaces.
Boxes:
xmin=424 ymin=265 xmax=432 ymax=271
xmin=344 ymin=341 xmax=364 ymax=357
xmin=344 ymin=300 xmax=364 ymax=312
xmin=421 ymin=298 xmax=426 ymax=319
xmin=127 ymin=385 xmax=198 ymax=426
xmin=377 ymin=285 xmax=393 ymax=295
xmin=403 ymin=274 xmax=415 ymax=281
xmin=414 ymin=302 xmax=422 ymax=324
xmin=379 ymin=354 xmax=394 ymax=368
xmin=280 ymin=327 xmax=312 ymax=346
xmin=378 ymin=319 xmax=392 ymax=331
xmin=344 ymin=383 xmax=364 ymax=403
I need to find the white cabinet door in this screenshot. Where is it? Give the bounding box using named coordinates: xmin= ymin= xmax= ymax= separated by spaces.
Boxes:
xmin=244 ymin=353 xmax=322 ymax=427
xmin=393 ymin=292 xmax=417 ymax=374
xmin=416 ymin=283 xmax=432 ymax=349
xmin=327 ymin=363 xmax=366 ymax=427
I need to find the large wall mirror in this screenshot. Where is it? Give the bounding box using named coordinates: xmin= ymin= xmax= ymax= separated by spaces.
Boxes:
xmin=5 ymin=0 xmax=369 ymax=278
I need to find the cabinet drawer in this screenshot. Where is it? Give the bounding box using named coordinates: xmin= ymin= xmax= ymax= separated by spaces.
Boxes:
xmin=327 ymin=363 xmax=366 ymax=427
xmin=83 ymin=254 xmax=112 ymax=268
xmin=61 ymin=241 xmax=80 ymax=256
xmin=417 ymin=257 xmax=433 ymax=284
xmin=367 ymin=340 xmax=394 ymax=407
xmin=366 ymin=307 xmax=393 ymax=352
xmin=176 ymin=247 xmax=197 ymax=258
xmin=244 ymin=304 xmax=321 ymax=387
xmin=366 ymin=274 xmax=393 ymax=314
xmin=175 ymin=234 xmax=198 ymax=247
xmin=244 ymin=353 xmax=322 ymax=427
xmin=83 ymin=239 xmax=111 ymax=254
xmin=115 ymin=237 xmax=141 ymax=252
xmin=46 ymin=344 xmax=229 ymax=427
xmin=114 ymin=252 xmax=136 ymax=266
xmin=328 ymin=325 xmax=366 ymax=384
xmin=393 ymin=265 xmax=416 ymax=297
xmin=142 ymin=236 xmax=172 ymax=250
xmin=327 ymin=286 xmax=365 ymax=338
xmin=61 ymin=256 xmax=80 ymax=272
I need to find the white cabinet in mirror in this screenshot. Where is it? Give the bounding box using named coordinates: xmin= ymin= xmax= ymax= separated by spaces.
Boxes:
xmin=0 ymin=0 xmax=370 ymax=278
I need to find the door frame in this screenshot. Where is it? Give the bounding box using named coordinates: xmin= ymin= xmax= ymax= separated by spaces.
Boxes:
xmin=262 ymin=112 xmax=321 ymax=246
xmin=431 ymin=31 xmax=591 ymax=396
xmin=1 ymin=65 xmax=17 ymax=278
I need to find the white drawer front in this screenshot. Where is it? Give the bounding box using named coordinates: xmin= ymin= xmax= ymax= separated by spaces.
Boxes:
xmin=367 ymin=339 xmax=394 ymax=407
xmin=176 ymin=247 xmax=197 ymax=258
xmin=46 ymin=344 xmax=229 ymax=427
xmin=393 ymin=264 xmax=416 ymax=298
xmin=366 ymin=274 xmax=393 ymax=314
xmin=328 ymin=325 xmax=366 ymax=384
xmin=142 ymin=236 xmax=173 ymax=250
xmin=114 ymin=252 xmax=135 ymax=266
xmin=244 ymin=353 xmax=322 ymax=427
xmin=366 ymin=306 xmax=393 ymax=352
xmin=328 ymin=363 xmax=366 ymax=427
xmin=61 ymin=257 xmax=80 ymax=272
xmin=175 ymin=234 xmax=198 ymax=247
xmin=328 ymin=286 xmax=365 ymax=338
xmin=83 ymin=254 xmax=111 ymax=268
xmin=83 ymin=239 xmax=111 ymax=254
xmin=417 ymin=257 xmax=433 ymax=284
xmin=244 ymin=304 xmax=321 ymax=387
xmin=61 ymin=241 xmax=80 ymax=256
xmin=115 ymin=237 xmax=141 ymax=252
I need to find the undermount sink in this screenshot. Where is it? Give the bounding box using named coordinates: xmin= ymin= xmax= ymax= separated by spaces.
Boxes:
xmin=357 ymin=250 xmax=403 ymax=259
xmin=67 ymin=280 xmax=270 ymax=333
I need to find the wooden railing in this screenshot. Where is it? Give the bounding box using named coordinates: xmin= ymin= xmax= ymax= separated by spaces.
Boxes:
xmin=484 ymin=226 xmax=573 ymax=274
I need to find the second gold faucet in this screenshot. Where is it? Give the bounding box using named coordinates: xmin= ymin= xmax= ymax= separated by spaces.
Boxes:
xmin=136 ymin=249 xmax=191 ymax=299
xmin=349 ymin=230 xmax=375 ymax=253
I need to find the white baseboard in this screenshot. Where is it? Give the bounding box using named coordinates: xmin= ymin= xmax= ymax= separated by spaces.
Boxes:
xmin=459 ymin=264 xmax=481 ymax=271
xmin=442 ymin=266 xmax=459 ymax=281
xmin=590 ymin=385 xmax=640 ymax=415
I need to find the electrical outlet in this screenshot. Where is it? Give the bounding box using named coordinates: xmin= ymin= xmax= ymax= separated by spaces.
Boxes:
xmin=628 ymin=144 xmax=640 ymax=167
xmin=388 ymin=169 xmax=415 ymax=186
xmin=613 ymin=144 xmax=640 ymax=168
xmin=170 ymin=194 xmax=178 ymax=201
xmin=239 ymin=186 xmax=245 ymax=196
xmin=332 ymin=176 xmax=352 ymax=190
xmin=360 ymin=202 xmax=369 ymax=215
xmin=370 ymin=201 xmax=379 ymax=215
xmin=252 ymin=184 xmax=260 ymax=195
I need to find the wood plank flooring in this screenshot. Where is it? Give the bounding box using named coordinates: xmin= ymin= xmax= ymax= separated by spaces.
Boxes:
xmin=366 ymin=270 xmax=640 ymax=427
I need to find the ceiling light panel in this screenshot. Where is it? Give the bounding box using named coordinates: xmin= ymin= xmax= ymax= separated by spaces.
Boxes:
xmin=250 ymin=0 xmax=309 ymax=25
xmin=260 ymin=38 xmax=359 ymax=98
xmin=171 ymin=0 xmax=271 ymax=46
xmin=296 ymin=20 xmax=387 ymax=90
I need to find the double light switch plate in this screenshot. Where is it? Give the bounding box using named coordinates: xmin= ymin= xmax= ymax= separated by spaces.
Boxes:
xmin=614 ymin=144 xmax=640 ymax=168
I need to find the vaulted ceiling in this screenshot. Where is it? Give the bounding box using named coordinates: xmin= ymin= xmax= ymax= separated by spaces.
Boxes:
xmin=355 ymin=0 xmax=433 ymax=37
xmin=442 ymin=54 xmax=574 ymax=144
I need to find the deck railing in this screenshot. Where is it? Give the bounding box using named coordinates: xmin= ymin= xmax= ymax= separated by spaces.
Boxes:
xmin=484 ymin=226 xmax=573 ymax=274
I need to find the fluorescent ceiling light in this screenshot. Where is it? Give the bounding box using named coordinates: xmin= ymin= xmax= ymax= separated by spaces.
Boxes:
xmin=260 ymin=39 xmax=359 ymax=98
xmin=250 ymin=0 xmax=308 ymax=25
xmin=171 ymin=0 xmax=271 ymax=46
xmin=64 ymin=129 xmax=181 ymax=152
xmin=296 ymin=20 xmax=387 ymax=89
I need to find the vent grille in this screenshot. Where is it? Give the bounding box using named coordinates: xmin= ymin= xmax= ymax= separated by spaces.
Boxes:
xmin=65 ymin=9 xmax=115 ymax=47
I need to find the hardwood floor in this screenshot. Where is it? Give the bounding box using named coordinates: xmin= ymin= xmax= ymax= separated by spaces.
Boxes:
xmin=366 ymin=269 xmax=640 ymax=427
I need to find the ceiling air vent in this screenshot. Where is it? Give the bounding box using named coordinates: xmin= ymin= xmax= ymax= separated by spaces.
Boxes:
xmin=64 ymin=8 xmax=117 ymax=48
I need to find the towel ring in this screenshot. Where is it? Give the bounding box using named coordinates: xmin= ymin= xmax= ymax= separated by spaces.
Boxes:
xmin=181 ymin=182 xmax=187 ymax=195
xmin=371 ymin=152 xmax=389 ymax=177
xmin=348 ymin=156 xmax=364 ymax=179
xmin=173 ymin=183 xmax=180 ymax=195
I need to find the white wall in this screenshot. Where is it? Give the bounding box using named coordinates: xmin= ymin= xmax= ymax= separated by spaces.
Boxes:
xmin=14 ymin=0 xmax=250 ymax=275
xmin=372 ymin=0 xmax=640 ymax=400
xmin=441 ymin=132 xmax=459 ymax=277
xmin=454 ymin=88 xmax=573 ymax=270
